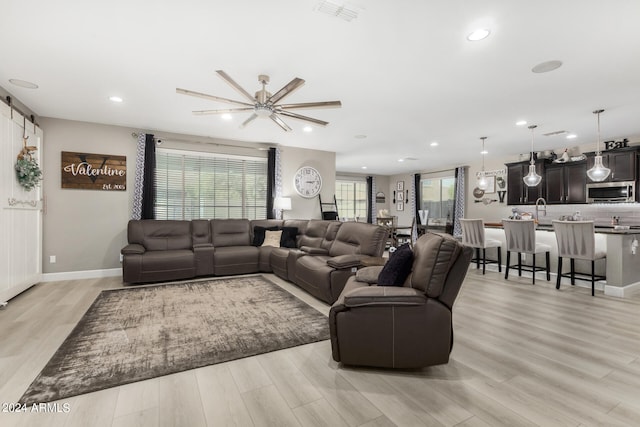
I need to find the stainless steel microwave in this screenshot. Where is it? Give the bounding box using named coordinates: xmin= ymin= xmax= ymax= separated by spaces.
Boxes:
xmin=586 ymin=181 xmax=636 ymax=203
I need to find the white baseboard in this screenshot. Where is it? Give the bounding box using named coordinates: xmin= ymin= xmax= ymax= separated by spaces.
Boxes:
xmin=605 ymin=282 xmax=640 ymax=298
xmin=41 ymin=268 xmax=121 ymax=283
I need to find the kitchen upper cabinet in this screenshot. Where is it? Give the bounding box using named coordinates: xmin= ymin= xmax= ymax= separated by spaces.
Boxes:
xmin=506 ymin=160 xmax=545 ymax=205
xmin=545 ymin=161 xmax=587 ymax=204
xmin=586 ymin=148 xmax=638 ymax=182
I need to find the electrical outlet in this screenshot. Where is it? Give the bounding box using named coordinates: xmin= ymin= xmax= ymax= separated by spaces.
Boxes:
xmin=119 ymin=254 xmax=124 ymax=262
xmin=49 ymin=255 xmax=56 ymax=264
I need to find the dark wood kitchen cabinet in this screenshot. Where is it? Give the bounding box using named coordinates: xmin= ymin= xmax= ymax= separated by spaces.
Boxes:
xmin=506 ymin=160 xmax=545 ymax=205
xmin=545 ymin=161 xmax=587 ymax=204
xmin=586 ymin=148 xmax=638 ymax=183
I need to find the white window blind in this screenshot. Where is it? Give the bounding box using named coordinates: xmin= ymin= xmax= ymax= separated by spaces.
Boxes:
xmin=335 ymin=179 xmax=367 ymax=220
xmin=154 ymin=149 xmax=268 ymax=220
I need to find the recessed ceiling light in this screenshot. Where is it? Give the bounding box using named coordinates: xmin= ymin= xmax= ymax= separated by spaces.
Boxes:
xmin=109 ymin=96 xmax=123 ymax=103
xmin=9 ymin=79 xmax=38 ymax=89
xmin=467 ymin=29 xmax=490 ymax=41
xmin=361 ymin=166 xmax=367 ymax=170
xmin=430 ymin=141 xmax=439 ymax=147
xmin=566 ymin=134 xmax=577 ymax=139
xmin=516 ymin=120 xmax=527 ymax=126
xmin=303 ymin=125 xmax=313 ymax=133
xmin=481 ymin=150 xmax=488 ymax=155
xmin=398 ymin=159 xmax=405 ymax=162
xmin=531 ymin=60 xmax=563 ymax=74
xmin=221 ymin=113 xmax=232 ymax=121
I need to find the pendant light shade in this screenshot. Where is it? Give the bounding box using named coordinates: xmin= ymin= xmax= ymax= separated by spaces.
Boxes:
xmin=523 ymin=125 xmax=542 ymax=187
xmin=586 ymin=109 xmax=610 ymax=182
xmin=477 ymin=136 xmax=489 ymax=190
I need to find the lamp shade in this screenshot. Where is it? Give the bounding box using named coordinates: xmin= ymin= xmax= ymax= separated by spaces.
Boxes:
xmin=586 ymin=155 xmax=611 ymax=182
xmin=523 ymin=164 xmax=542 ymax=187
xmin=274 ymin=197 xmax=292 ymax=210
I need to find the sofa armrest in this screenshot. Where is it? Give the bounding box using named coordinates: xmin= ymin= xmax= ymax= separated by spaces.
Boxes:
xmin=343 ymin=286 xmax=426 ymax=308
xmin=354 ymin=266 xmax=384 ymax=284
xmin=326 ymin=254 xmax=364 ymax=269
xmin=121 ymin=243 xmax=145 ymax=255
xmin=300 ymin=246 xmax=329 ymax=255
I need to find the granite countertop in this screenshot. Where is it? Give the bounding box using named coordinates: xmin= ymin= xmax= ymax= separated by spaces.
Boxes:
xmin=487 ymin=221 xmax=640 ymax=234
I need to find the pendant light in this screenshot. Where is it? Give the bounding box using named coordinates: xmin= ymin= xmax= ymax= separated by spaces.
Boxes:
xmin=523 ymin=125 xmax=542 ymax=187
xmin=477 ymin=136 xmax=489 ymax=190
xmin=586 ymin=109 xmax=610 ymax=182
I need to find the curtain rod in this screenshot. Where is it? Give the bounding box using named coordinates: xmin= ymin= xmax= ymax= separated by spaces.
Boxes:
xmin=130 ymin=132 xmax=272 ymax=150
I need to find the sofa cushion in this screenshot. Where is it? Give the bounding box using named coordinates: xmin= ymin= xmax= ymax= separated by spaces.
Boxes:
xmin=211 ymin=219 xmax=251 ymax=247
xmin=262 ymin=230 xmax=283 ymax=247
xmin=378 ymin=244 xmax=413 ymax=286
xmin=252 ymin=226 xmax=279 ymax=246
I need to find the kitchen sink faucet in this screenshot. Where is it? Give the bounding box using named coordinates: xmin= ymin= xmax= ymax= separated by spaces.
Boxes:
xmin=535 ymin=197 xmax=547 ymax=220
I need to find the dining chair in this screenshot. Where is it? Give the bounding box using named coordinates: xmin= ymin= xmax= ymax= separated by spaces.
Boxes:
xmin=552 ymin=220 xmax=606 ymax=296
xmin=502 ymin=219 xmax=550 ymax=284
xmin=459 ymin=218 xmax=502 ymax=274
xmin=395 ymin=216 xmax=415 ymax=246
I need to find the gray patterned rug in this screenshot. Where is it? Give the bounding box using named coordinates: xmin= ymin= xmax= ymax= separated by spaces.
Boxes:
xmin=20 ymin=275 xmax=329 ymax=404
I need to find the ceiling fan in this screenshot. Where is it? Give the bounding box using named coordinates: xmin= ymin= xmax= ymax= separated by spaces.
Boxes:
xmin=176 ymin=70 xmax=342 ymax=131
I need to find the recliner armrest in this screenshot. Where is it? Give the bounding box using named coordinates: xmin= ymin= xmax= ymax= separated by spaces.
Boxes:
xmin=355 ymin=266 xmax=384 ymax=284
xmin=300 ymin=246 xmax=329 ymax=255
xmin=343 ymin=286 xmax=426 ymax=308
xmin=121 ymin=244 xmax=145 ymax=255
xmin=326 ymin=254 xmax=364 ymax=269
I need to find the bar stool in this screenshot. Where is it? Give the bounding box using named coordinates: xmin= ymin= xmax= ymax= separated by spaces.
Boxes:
xmin=552 ymin=220 xmax=606 ymax=296
xmin=502 ymin=219 xmax=550 ymax=284
xmin=460 ymin=219 xmax=502 ymax=274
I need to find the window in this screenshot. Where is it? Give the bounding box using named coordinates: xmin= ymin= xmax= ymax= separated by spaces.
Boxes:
xmin=420 ymin=176 xmax=455 ymax=221
xmin=154 ymin=148 xmax=268 ymax=220
xmin=335 ymin=179 xmax=367 ymax=220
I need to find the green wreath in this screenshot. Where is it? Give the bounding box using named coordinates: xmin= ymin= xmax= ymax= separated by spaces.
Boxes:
xmin=15 ymin=156 xmax=42 ymax=191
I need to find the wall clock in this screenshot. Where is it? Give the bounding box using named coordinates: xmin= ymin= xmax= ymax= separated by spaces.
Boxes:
xmin=294 ymin=166 xmax=322 ymax=198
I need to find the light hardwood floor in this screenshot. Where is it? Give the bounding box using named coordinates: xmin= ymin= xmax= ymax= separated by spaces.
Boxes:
xmin=1 ymin=269 xmax=640 ymax=427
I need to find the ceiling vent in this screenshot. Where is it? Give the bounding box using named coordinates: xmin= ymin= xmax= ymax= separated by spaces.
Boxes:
xmin=315 ymin=1 xmax=359 ymax=21
xmin=543 ymin=130 xmax=568 ymax=137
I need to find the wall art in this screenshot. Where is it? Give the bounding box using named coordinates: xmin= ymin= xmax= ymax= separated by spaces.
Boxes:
xmin=61 ymin=151 xmax=126 ymax=191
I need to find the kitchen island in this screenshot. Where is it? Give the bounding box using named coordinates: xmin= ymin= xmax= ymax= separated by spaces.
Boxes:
xmin=483 ymin=224 xmax=640 ymax=297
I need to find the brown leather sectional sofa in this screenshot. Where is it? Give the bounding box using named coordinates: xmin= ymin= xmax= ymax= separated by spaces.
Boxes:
xmin=121 ymin=218 xmax=387 ymax=304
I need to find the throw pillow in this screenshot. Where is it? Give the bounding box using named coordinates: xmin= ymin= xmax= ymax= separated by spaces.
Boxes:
xmin=262 ymin=230 xmax=283 ymax=247
xmin=377 ymin=243 xmax=413 ymax=286
xmin=252 ymin=226 xmax=278 ymax=246
xmin=280 ymin=226 xmax=298 ymax=248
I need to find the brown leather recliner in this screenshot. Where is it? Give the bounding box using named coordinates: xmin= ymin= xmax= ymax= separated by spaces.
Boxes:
xmin=329 ymin=232 xmax=473 ymax=368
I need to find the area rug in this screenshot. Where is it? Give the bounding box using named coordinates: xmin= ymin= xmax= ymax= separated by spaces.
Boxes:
xmin=20 ymin=275 xmax=329 ymax=404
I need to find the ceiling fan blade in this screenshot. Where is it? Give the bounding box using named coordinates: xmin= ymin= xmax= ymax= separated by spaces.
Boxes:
xmin=277 ymin=110 xmax=329 ymax=127
xmin=240 ymin=113 xmax=259 ymax=128
xmin=192 ymin=107 xmax=254 ymax=115
xmin=176 ymin=88 xmax=254 ymax=107
xmin=216 ymin=70 xmax=256 ymax=103
xmin=267 ymin=78 xmax=305 ymax=105
xmin=277 ymin=101 xmax=342 ymax=110
xmin=269 ymin=113 xmax=292 ymax=132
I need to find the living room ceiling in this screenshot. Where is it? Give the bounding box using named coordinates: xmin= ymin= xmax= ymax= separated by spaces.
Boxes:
xmin=1 ymin=0 xmax=639 ymax=175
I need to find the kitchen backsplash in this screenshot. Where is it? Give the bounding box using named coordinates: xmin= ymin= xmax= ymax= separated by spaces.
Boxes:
xmin=514 ymin=203 xmax=640 ymax=227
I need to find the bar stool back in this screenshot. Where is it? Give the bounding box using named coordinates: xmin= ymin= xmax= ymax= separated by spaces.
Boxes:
xmin=552 ymin=220 xmax=606 ymax=296
xmin=460 ymin=218 xmax=502 ymax=274
xmin=502 ymin=219 xmax=550 ymax=284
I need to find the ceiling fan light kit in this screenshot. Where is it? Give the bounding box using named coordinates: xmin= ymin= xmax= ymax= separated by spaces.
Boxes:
xmin=177 ymin=70 xmax=341 ymax=132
